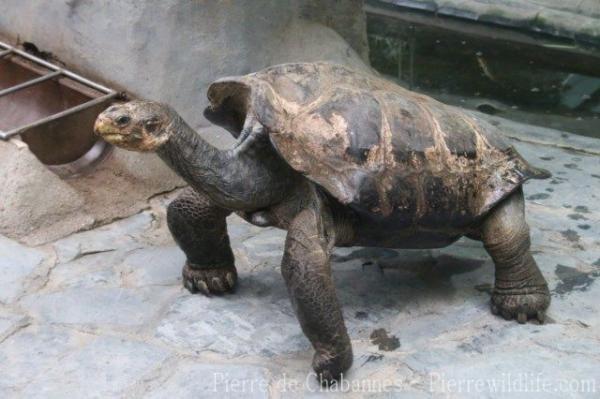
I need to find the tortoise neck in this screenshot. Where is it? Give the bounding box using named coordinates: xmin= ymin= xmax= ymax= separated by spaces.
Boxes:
xmin=156 ymin=116 xmax=239 ymax=209
xmin=156 ymin=115 xmax=291 ymax=211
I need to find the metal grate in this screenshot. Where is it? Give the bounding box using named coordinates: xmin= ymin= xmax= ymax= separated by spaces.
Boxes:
xmin=0 ymin=40 xmax=118 ymax=140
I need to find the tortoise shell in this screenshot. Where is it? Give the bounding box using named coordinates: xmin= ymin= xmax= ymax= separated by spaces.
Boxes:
xmin=205 ymin=63 xmax=549 ymax=228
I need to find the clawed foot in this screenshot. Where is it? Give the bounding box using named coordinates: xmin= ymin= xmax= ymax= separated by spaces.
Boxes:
xmin=182 ymin=262 xmax=237 ymax=295
xmin=491 ymin=285 xmax=550 ymax=324
xmin=312 ymin=346 xmax=353 ymax=385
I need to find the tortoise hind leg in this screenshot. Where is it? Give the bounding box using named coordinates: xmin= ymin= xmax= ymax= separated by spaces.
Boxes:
xmin=167 ymin=188 xmax=237 ymax=295
xmin=480 ymin=187 xmax=550 ymax=323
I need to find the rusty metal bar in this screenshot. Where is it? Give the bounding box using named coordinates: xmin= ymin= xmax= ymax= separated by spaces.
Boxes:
xmin=0 ymin=70 xmax=62 ymax=97
xmin=0 ymin=91 xmax=118 ymax=140
xmin=0 ymin=40 xmax=118 ymax=140
xmin=0 ymin=40 xmax=114 ymax=94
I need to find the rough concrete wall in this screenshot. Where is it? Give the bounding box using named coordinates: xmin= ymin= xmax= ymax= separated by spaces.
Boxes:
xmin=300 ymin=0 xmax=370 ymax=62
xmin=0 ymin=139 xmax=183 ymax=245
xmin=0 ymin=0 xmax=370 ymax=244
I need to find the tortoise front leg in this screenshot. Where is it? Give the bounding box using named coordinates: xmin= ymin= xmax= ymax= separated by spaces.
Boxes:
xmin=282 ymin=208 xmax=352 ymax=384
xmin=167 ymin=188 xmax=237 ymax=295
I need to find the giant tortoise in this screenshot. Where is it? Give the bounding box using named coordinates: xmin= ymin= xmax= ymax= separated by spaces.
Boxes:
xmin=94 ymin=62 xmax=551 ymax=383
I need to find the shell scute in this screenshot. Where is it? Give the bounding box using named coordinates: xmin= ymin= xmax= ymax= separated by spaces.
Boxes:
xmin=311 ymin=89 xmax=382 ymax=164
xmin=255 ymin=63 xmax=322 ymax=107
xmin=375 ymin=90 xmax=436 ymax=163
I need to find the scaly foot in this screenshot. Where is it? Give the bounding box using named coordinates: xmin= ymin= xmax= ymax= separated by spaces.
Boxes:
xmin=491 ymin=284 xmax=550 ymax=324
xmin=182 ymin=262 xmax=237 ymax=295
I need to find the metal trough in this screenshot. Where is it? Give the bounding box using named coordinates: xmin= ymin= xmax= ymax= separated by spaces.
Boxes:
xmin=0 ymin=40 xmax=119 ymax=177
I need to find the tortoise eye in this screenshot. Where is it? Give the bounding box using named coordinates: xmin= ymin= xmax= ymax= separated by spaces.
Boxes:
xmin=115 ymin=115 xmax=131 ymax=126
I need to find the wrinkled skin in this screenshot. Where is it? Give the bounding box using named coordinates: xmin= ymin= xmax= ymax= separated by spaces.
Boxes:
xmin=94 ymin=63 xmax=550 ymax=384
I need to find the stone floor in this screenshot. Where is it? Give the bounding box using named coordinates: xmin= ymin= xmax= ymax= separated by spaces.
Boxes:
xmin=0 ymin=120 xmax=599 ymax=398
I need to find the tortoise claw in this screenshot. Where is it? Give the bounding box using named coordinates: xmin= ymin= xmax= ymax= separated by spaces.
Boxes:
xmin=182 ymin=262 xmax=237 ymax=296
xmin=212 ymin=277 xmax=225 ymax=292
xmin=196 ymin=279 xmax=210 ymax=296
xmin=517 ymin=312 xmax=527 ymax=324
xmin=184 ymin=279 xmax=197 ymax=293
xmin=226 ymin=272 xmax=235 ymax=289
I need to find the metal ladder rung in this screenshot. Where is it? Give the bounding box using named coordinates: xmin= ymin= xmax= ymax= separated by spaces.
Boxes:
xmin=0 ymin=91 xmax=118 ymax=140
xmin=0 ymin=70 xmax=62 ymax=97
xmin=0 ymin=39 xmax=113 ymax=94
xmin=0 ymin=39 xmax=118 ymax=141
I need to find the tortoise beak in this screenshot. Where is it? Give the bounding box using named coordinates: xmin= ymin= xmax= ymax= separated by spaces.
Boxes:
xmin=94 ymin=114 xmax=110 ymax=136
xmin=94 ymin=114 xmax=124 ymax=143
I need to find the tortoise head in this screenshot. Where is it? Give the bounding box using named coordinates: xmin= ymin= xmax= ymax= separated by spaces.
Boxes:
xmin=94 ymin=100 xmax=176 ymax=152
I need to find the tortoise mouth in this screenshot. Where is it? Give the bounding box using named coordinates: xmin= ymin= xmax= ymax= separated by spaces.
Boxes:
xmin=96 ymin=132 xmax=146 ymax=151
xmin=94 ymin=126 xmax=125 ymax=142
xmin=94 ymin=117 xmax=131 ymax=144
xmin=100 ymin=132 xmax=126 ymax=142
xmin=95 ymin=129 xmax=137 ymax=151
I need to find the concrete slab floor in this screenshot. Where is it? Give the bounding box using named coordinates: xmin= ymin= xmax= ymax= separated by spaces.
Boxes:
xmin=0 ymin=121 xmax=598 ymax=398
